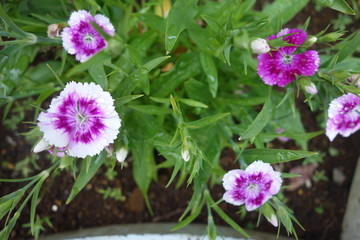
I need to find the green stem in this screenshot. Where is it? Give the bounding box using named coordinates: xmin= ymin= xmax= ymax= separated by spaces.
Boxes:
xmin=37 ymin=36 xmax=61 ymax=45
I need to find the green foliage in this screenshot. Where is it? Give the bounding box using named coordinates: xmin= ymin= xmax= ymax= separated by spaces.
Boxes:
xmin=0 ymin=0 xmax=359 ymax=239
xmin=96 ymin=187 xmax=126 ymax=202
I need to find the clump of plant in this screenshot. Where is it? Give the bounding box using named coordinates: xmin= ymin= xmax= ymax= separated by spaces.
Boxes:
xmin=0 ymin=0 xmax=359 ymax=239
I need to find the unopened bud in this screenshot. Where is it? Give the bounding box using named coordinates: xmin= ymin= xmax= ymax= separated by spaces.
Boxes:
xmin=265 ymin=214 xmax=278 ymax=227
xmin=302 ymin=36 xmax=317 ymax=48
xmin=304 ymin=83 xmax=318 ymax=95
xmin=33 ymin=138 xmax=49 ymax=153
xmin=116 ymin=148 xmax=128 ymax=163
xmin=299 ymin=78 xmax=318 ymax=95
xmin=47 ymin=24 xmax=63 ymax=38
xmin=250 ymin=38 xmax=270 ymax=54
xmin=319 ymin=32 xmax=344 ymax=42
xmin=181 ymin=148 xmax=190 ymax=162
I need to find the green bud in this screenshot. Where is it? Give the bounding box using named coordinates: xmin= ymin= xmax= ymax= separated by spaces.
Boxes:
xmin=319 ymin=32 xmax=344 ymax=42
xmin=298 ymin=77 xmax=318 ymax=95
xmin=302 ymin=35 xmax=317 ymax=48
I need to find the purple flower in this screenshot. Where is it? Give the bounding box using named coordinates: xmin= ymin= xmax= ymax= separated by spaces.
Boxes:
xmin=222 ymin=160 xmax=282 ymax=211
xmin=61 ymin=10 xmax=115 ymax=62
xmin=37 ymin=82 xmax=121 ymax=158
xmin=257 ymin=28 xmax=320 ymax=87
xmin=326 ymin=93 xmax=360 ymax=141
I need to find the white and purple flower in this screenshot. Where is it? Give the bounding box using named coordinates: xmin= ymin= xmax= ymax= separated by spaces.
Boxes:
xmin=37 ymin=82 xmax=121 ymax=158
xmin=326 ymin=93 xmax=360 ymax=141
xmin=61 ymin=10 xmax=115 ymax=62
xmin=222 ymin=160 xmax=282 ymax=211
xmin=257 ymin=28 xmax=320 ymax=87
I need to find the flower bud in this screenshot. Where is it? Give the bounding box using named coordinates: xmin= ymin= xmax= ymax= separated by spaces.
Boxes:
xmin=116 ymin=148 xmax=128 ymax=163
xmin=319 ymin=32 xmax=344 ymax=42
xmin=299 ymin=78 xmax=318 ymax=95
xmin=302 ymin=35 xmax=317 ymax=48
xmin=250 ymin=38 xmax=270 ymax=54
xmin=181 ymin=148 xmax=190 ymax=162
xmin=265 ymin=214 xmax=278 ymax=227
xmin=47 ymin=24 xmax=63 ymax=38
xmin=305 ymin=83 xmax=318 ymax=95
xmin=33 ymin=138 xmax=49 ymax=153
xmin=348 ymin=74 xmax=360 ymax=88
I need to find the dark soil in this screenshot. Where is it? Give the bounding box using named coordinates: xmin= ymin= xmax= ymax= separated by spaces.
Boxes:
xmin=1 ymin=2 xmax=360 ymax=240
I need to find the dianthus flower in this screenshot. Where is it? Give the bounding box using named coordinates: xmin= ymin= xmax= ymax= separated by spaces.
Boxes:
xmin=37 ymin=82 xmax=121 ymax=158
xmin=61 ymin=10 xmax=115 ymax=62
xmin=257 ymin=28 xmax=320 ymax=87
xmin=222 ymin=160 xmax=282 ymax=211
xmin=326 ymin=93 xmax=360 ymax=141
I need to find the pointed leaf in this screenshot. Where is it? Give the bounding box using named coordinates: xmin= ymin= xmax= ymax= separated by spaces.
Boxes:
xmin=241 ymin=91 xmax=273 ymax=140
xmin=242 ymin=149 xmax=318 ymax=164
xmin=184 ymin=113 xmax=230 ymax=129
xmin=66 ymin=151 xmax=107 ymax=204
xmin=200 ymin=52 xmax=218 ymax=97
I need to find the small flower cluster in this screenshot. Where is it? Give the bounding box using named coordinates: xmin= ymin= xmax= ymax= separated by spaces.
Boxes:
xmin=256 ymin=28 xmax=320 ymax=87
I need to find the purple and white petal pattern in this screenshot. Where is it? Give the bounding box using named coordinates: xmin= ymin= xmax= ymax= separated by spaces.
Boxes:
xmin=326 ymin=93 xmax=360 ymax=141
xmin=222 ymin=161 xmax=282 ymax=211
xmin=61 ymin=10 xmax=115 ymax=62
xmin=38 ymin=82 xmax=121 ymax=158
xmin=257 ymin=28 xmax=320 ymax=87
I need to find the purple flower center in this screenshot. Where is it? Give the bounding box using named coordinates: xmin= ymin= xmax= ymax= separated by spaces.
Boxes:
xmin=282 ymin=54 xmax=293 ymax=64
xmin=70 ymin=21 xmax=106 ymax=57
xmin=53 ymin=93 xmax=106 ymax=144
xmin=231 ymin=172 xmax=273 ymax=202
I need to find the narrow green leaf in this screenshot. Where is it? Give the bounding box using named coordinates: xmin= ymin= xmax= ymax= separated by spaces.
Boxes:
xmin=143 ymin=56 xmax=171 ymax=71
xmin=0 ymin=5 xmax=28 ymax=36
xmin=201 ymin=15 xmax=223 ymax=33
xmin=114 ymin=94 xmax=144 ymax=108
xmin=140 ymin=75 xmax=150 ymax=95
xmin=171 ymin=200 xmax=203 ymax=231
xmin=165 ymin=0 xmax=198 ymax=52
xmin=46 ymin=64 xmax=64 ymax=88
xmin=262 ymin=0 xmax=310 ymax=33
xmin=178 ymin=98 xmax=208 ymax=108
xmin=128 ymin=104 xmax=171 ymax=115
xmin=184 ymin=113 xmax=230 ymax=129
xmin=89 ymin=63 xmax=108 ymax=89
xmin=132 ymin=142 xmax=155 ymax=215
xmin=150 ymin=96 xmax=170 ymax=104
xmin=35 ymin=88 xmax=59 ymax=105
xmin=65 ymin=51 xmax=110 ymax=77
xmin=281 ymin=173 xmax=302 ymax=178
xmin=127 ymin=45 xmax=142 ymax=66
xmin=242 ymin=149 xmax=318 ymax=164
xmin=241 ymin=90 xmax=273 ymax=140
xmin=152 ymin=53 xmax=201 ymax=98
xmin=166 ymin=159 xmax=182 ymax=188
xmin=30 ymin=176 xmax=47 ymax=235
xmin=0 ymin=44 xmax=21 ymax=70
xmin=209 ymin=197 xmax=250 ymax=238
xmin=260 ymin=130 xmax=324 ymax=142
xmin=199 ymin=52 xmax=218 ymax=98
xmin=66 ymin=151 xmax=107 ymax=204
xmin=318 ymin=0 xmax=355 ymax=15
